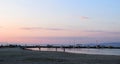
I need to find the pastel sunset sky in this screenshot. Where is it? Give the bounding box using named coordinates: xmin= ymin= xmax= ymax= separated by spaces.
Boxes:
xmin=0 ymin=0 xmax=120 ymax=44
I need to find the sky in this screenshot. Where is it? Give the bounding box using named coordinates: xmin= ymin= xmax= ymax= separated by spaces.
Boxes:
xmin=0 ymin=0 xmax=120 ymax=44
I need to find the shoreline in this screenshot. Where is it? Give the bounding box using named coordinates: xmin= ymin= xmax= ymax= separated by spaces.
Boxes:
xmin=26 ymin=47 xmax=120 ymax=56
xmin=0 ymin=48 xmax=120 ymax=64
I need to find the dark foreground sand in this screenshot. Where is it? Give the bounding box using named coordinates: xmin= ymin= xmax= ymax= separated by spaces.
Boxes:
xmin=0 ymin=48 xmax=120 ymax=64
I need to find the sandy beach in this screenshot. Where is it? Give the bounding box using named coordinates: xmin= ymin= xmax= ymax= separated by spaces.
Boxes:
xmin=0 ymin=48 xmax=120 ymax=64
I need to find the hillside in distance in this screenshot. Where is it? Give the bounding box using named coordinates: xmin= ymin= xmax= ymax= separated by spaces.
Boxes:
xmin=84 ymin=42 xmax=120 ymax=47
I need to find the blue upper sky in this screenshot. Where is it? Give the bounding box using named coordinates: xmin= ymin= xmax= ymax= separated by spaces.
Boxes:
xmin=0 ymin=0 xmax=120 ymax=44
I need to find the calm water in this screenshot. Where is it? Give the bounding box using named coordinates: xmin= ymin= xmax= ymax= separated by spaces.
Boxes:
xmin=27 ymin=48 xmax=120 ymax=56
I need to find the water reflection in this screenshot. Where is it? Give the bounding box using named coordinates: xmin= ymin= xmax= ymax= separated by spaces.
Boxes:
xmin=27 ymin=48 xmax=120 ymax=56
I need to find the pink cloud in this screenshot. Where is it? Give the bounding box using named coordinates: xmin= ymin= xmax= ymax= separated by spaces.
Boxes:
xmin=21 ymin=27 xmax=67 ymax=31
xmin=21 ymin=27 xmax=42 ymax=30
xmin=85 ymin=30 xmax=120 ymax=34
xmin=85 ymin=30 xmax=104 ymax=32
xmin=80 ymin=16 xmax=89 ymax=20
xmin=45 ymin=28 xmax=66 ymax=31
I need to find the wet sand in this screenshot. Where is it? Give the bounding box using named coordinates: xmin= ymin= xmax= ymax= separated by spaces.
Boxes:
xmin=0 ymin=48 xmax=120 ymax=64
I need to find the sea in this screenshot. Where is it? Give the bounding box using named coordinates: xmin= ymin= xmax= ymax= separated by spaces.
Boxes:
xmin=27 ymin=48 xmax=120 ymax=56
